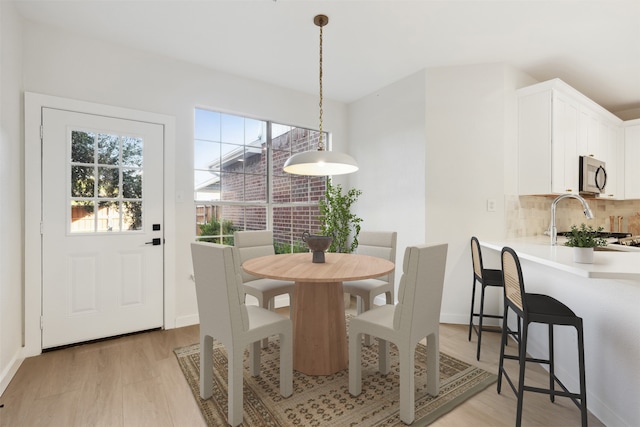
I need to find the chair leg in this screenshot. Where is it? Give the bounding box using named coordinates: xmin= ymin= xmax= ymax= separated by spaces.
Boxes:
xmin=260 ymin=297 xmax=270 ymax=348
xmin=200 ymin=334 xmax=214 ymax=399
xmin=356 ymin=295 xmax=364 ymax=315
xmin=249 ymin=340 xmax=261 ymax=377
xmin=468 ymin=278 xmax=477 ymax=341
xmin=287 ymin=292 xmax=294 ymax=317
xmin=384 ymin=290 xmax=393 ymax=305
xmin=476 ymin=284 xmax=487 ymax=360
xmin=279 ymin=330 xmax=293 ymax=398
xmin=399 ymin=345 xmax=416 ymax=425
xmin=549 ymin=324 xmax=555 ymax=402
xmin=496 ymin=307 xmax=509 ymax=394
xmin=348 ymin=331 xmax=363 ymax=396
xmin=426 ymin=333 xmax=439 ymax=396
xmin=576 ymin=319 xmax=588 ymax=427
xmin=515 ymin=323 xmax=529 ymax=427
xmin=363 ymin=296 xmax=374 ymax=346
xmin=516 ymin=314 xmax=522 ymax=349
xmin=378 ymin=338 xmax=390 ymax=375
xmin=228 ymin=346 xmax=244 ymax=427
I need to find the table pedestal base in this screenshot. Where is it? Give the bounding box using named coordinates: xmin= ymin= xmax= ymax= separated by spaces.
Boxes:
xmin=291 ymin=281 xmax=348 ymax=375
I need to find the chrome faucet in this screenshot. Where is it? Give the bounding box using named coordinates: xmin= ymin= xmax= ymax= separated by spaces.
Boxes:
xmin=550 ymin=193 xmax=594 ymax=245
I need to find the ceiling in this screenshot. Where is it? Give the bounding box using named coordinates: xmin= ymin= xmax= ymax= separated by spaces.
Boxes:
xmin=12 ymin=0 xmax=640 ymax=113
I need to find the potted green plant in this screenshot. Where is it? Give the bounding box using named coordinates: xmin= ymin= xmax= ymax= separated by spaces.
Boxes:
xmin=318 ymin=178 xmax=363 ymax=253
xmin=563 ymin=223 xmax=607 ymax=264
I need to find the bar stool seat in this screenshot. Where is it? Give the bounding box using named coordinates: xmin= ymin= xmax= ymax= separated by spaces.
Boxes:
xmin=498 ymin=247 xmax=587 ymax=427
xmin=526 ymin=294 xmax=577 ymax=318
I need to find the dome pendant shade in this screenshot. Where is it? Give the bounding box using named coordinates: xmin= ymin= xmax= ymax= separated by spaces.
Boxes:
xmin=283 ymin=150 xmax=359 ymax=176
xmin=283 ymin=14 xmax=358 ymax=177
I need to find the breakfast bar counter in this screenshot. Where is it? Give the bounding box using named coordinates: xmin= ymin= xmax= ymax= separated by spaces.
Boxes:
xmin=479 ymin=237 xmax=639 ymax=427
xmin=480 ymin=236 xmax=640 ymax=281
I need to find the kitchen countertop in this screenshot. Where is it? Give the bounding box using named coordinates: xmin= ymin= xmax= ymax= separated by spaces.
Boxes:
xmin=479 ymin=236 xmax=640 ymax=281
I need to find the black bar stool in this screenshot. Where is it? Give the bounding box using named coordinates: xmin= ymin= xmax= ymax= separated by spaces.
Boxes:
xmin=498 ymin=247 xmax=587 ymax=427
xmin=468 ymin=236 xmax=506 ymax=360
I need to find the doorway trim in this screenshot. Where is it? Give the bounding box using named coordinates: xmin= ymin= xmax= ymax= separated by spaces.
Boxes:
xmin=24 ymin=92 xmax=176 ymax=357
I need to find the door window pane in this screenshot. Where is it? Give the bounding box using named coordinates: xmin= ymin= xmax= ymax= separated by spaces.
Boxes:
xmin=70 ymin=201 xmax=94 ymax=233
xmin=122 ymin=169 xmax=142 ymax=198
xmin=98 ymin=167 xmax=119 ymax=198
xmin=71 ymin=131 xmax=95 ymax=163
xmin=123 ymin=201 xmax=142 ymax=231
xmin=97 ymin=201 xmax=121 ymax=232
xmin=97 ymin=133 xmax=120 ymax=165
xmin=69 ymin=131 xmax=144 ymax=233
xmin=122 ymin=136 xmax=143 ymax=167
xmin=71 ymin=166 xmax=95 ymax=197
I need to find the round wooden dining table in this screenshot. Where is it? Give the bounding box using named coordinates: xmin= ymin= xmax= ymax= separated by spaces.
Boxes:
xmin=242 ymin=252 xmax=395 ymax=376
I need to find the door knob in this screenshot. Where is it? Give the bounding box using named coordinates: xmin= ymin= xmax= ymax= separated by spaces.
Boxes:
xmin=145 ymin=238 xmax=161 ymax=246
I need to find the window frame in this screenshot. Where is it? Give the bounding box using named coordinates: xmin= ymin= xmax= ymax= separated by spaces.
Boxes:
xmin=194 ymin=109 xmax=326 ymax=251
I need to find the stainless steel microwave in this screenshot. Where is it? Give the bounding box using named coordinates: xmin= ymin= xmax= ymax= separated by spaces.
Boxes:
xmin=579 ymin=156 xmax=607 ymax=195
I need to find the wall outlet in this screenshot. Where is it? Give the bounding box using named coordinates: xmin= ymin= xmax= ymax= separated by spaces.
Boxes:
xmin=487 ymin=199 xmax=496 ymax=212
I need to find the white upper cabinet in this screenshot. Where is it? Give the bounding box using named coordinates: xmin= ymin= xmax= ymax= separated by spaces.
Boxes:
xmin=518 ymin=79 xmax=623 ymax=197
xmin=578 ymin=106 xmax=604 ymax=160
xmin=600 ymin=122 xmax=624 ymax=199
xmin=624 ymin=121 xmax=640 ymax=199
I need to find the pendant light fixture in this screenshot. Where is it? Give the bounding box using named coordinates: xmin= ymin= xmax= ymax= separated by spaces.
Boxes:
xmin=283 ymin=14 xmax=359 ymax=176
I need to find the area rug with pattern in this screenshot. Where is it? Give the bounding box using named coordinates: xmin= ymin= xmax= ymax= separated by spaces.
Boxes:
xmin=174 ymin=334 xmax=496 ymax=426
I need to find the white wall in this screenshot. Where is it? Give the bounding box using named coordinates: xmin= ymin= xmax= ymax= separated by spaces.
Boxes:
xmin=0 ymin=1 xmax=25 ymax=393
xmin=347 ymin=64 xmax=534 ymax=322
xmin=21 ymin=21 xmax=349 ymax=329
xmin=348 ymin=70 xmax=427 ymax=282
xmin=10 ymin=18 xmax=545 ymax=343
xmin=425 ymin=64 xmax=535 ymax=323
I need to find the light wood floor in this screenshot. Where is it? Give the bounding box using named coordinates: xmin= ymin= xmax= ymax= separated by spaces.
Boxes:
xmin=0 ymin=303 xmax=604 ymax=427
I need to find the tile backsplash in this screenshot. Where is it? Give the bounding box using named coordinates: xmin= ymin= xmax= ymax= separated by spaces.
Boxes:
xmin=505 ymin=195 xmax=640 ymax=238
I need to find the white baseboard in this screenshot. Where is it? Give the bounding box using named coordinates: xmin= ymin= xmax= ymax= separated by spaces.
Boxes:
xmin=439 ymin=312 xmax=502 ymax=326
xmin=174 ymin=314 xmax=199 ymax=329
xmin=439 ymin=313 xmax=470 ymax=325
xmin=0 ymin=350 xmax=24 ymax=396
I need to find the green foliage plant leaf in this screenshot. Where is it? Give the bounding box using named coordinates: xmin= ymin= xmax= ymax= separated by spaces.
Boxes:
xmin=198 ymin=218 xmax=236 ymax=245
xmin=563 ymin=223 xmax=608 ymax=248
xmin=318 ymin=178 xmax=363 ymax=253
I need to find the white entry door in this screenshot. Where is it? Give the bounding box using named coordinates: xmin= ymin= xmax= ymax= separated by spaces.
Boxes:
xmin=41 ymin=108 xmax=164 ymax=349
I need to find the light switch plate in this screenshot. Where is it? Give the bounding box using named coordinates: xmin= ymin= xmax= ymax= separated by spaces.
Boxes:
xmin=487 ymin=199 xmax=496 ymax=212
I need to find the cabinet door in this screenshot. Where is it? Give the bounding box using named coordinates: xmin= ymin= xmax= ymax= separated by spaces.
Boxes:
xmin=602 ymin=125 xmax=624 ymax=199
xmin=578 ymin=107 xmax=603 ymax=160
xmin=552 ymin=93 xmax=579 ymax=194
xmin=518 ymin=91 xmax=553 ymax=195
xmin=625 ymin=125 xmax=640 ymax=199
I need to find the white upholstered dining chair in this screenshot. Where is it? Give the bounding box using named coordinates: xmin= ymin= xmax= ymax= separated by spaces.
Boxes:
xmin=234 ymin=230 xmax=295 ymax=348
xmin=348 ymin=243 xmax=448 ymax=425
xmin=190 ymin=242 xmax=293 ymax=427
xmin=342 ymin=230 xmax=397 ymax=345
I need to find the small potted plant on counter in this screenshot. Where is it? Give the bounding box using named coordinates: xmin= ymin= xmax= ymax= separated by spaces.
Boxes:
xmin=564 ymin=223 xmax=608 ymax=264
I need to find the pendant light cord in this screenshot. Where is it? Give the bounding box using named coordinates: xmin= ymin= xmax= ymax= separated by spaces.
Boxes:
xmin=318 ymin=17 xmax=325 ymax=151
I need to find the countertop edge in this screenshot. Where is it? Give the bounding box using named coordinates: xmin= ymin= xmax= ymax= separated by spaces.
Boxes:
xmin=479 ymin=238 xmax=640 ymax=281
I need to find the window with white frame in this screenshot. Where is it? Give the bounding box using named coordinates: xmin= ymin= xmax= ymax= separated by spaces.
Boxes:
xmin=194 ymin=109 xmax=326 ymax=253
